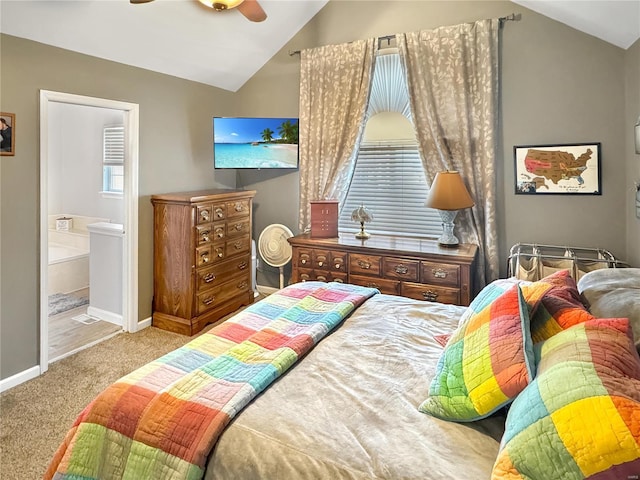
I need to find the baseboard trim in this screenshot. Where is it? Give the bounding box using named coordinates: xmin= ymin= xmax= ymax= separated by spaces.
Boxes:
xmin=0 ymin=366 xmax=40 ymax=393
xmin=256 ymin=285 xmax=279 ymax=295
xmin=87 ymin=306 xmax=123 ymax=326
xmin=137 ymin=316 xmax=152 ymax=331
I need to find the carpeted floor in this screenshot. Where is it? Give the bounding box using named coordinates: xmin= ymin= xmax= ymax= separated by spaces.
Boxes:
xmin=0 ymin=327 xmax=194 ymax=480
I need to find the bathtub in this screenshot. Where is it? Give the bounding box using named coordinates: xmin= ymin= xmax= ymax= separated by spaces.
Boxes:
xmin=48 ymin=229 xmax=90 ymax=296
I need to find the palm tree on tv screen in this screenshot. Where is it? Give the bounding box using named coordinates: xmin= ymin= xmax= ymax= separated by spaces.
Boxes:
xmin=278 ymin=120 xmax=299 ymax=144
xmin=261 ymin=128 xmax=274 ymax=143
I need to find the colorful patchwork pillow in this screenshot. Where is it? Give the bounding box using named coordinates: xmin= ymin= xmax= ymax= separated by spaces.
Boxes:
xmin=419 ymin=279 xmax=552 ymax=422
xmin=492 ymin=318 xmax=640 ymax=479
xmin=530 ymin=269 xmax=594 ymax=344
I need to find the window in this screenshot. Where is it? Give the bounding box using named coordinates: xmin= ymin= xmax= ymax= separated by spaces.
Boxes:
xmin=338 ymin=53 xmax=441 ymax=238
xmin=102 ymin=125 xmax=124 ymax=196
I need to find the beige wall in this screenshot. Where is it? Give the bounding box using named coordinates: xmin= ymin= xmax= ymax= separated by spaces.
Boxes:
xmin=625 ymin=38 xmax=640 ymax=266
xmin=1 ymin=0 xmax=637 ymax=381
xmin=236 ymin=0 xmax=631 ymax=285
xmin=0 ymin=33 xmax=238 ymax=379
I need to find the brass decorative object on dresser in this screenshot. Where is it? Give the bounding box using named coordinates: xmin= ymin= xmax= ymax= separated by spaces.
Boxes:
xmin=151 ymin=189 xmax=256 ymax=335
xmin=288 ymin=233 xmax=478 ymax=306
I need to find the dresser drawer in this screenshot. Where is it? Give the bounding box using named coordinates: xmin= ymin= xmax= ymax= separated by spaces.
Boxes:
xmin=212 ymin=222 xmax=226 ymax=243
xmin=312 ymin=249 xmax=331 ymax=270
xmin=196 ymin=224 xmax=212 ymax=246
xmin=421 ymin=262 xmax=460 ymax=287
xmin=226 ymin=199 xmax=251 ymax=219
xmin=296 ymin=249 xmax=312 ymax=268
xmin=383 ymin=257 xmax=420 ymax=282
xmin=350 ymin=274 xmax=399 ymax=295
xmin=350 ymin=254 xmax=382 ymax=277
xmin=196 ymin=254 xmax=251 ymax=291
xmin=401 ymin=282 xmax=459 ymax=304
xmin=227 ymin=218 xmax=250 ymax=238
xmin=226 ymin=235 xmax=250 ymax=256
xmin=196 ymin=275 xmax=251 ymax=315
xmin=330 ymin=250 xmax=347 ymax=272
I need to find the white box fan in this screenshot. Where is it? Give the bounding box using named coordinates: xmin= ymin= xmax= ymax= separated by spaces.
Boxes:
xmin=258 ymin=224 xmax=294 ymax=289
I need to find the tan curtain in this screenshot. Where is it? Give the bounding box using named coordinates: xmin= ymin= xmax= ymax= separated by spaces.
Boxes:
xmin=298 ymin=39 xmax=376 ymax=232
xmin=397 ymin=19 xmax=501 ymax=288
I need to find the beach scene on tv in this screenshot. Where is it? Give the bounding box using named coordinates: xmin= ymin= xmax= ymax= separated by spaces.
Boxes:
xmin=214 ymin=117 xmax=299 ymax=169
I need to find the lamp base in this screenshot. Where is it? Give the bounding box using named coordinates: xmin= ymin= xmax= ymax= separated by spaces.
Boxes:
xmin=436 ymin=209 xmax=460 ymax=248
xmin=355 ymin=222 xmax=371 ymax=239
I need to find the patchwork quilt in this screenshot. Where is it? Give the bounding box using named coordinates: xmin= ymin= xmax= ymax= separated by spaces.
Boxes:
xmin=45 ymin=281 xmax=378 ymax=480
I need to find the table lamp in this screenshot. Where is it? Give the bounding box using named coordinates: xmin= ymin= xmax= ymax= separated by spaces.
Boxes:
xmin=424 ymin=171 xmax=474 ymax=247
xmin=351 ymin=205 xmax=373 ymax=239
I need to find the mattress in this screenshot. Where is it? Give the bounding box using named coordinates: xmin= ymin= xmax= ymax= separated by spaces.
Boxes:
xmin=205 ymin=293 xmax=505 ymax=479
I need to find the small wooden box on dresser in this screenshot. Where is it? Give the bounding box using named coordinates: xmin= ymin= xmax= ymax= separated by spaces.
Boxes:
xmin=288 ymin=233 xmax=478 ymax=306
xmin=151 ymin=189 xmax=256 ymax=335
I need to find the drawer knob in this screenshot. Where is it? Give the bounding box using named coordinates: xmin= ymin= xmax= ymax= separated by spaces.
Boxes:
xmin=318 ymin=261 xmax=324 ymax=267
xmin=357 ymin=260 xmax=371 ymax=269
xmin=216 ymin=248 xmax=224 ymax=258
xmin=238 ymin=281 xmax=248 ymax=289
xmin=234 ymin=203 xmax=244 ymax=212
xmin=200 ymin=230 xmax=210 ymax=242
xmin=234 ymin=241 xmax=243 ymax=250
xmin=238 ymin=261 xmax=248 ymax=270
xmin=215 ymin=228 xmax=224 ymax=238
xmin=422 ymin=290 xmax=439 ymax=301
xmin=215 ymin=208 xmax=224 ymax=218
xmin=334 ymin=263 xmax=342 ymax=269
xmin=395 ymin=265 xmax=409 ymax=275
xmin=235 ymin=224 xmax=244 ymax=231
xmin=203 ymin=296 xmax=215 ymax=306
xmin=203 ymin=272 xmax=215 ymax=283
xmin=200 ymin=253 xmax=210 ymax=264
xmin=200 ymin=210 xmax=210 ymax=221
xmin=432 ymin=268 xmax=447 ymax=279
xmin=301 ymin=259 xmax=307 ymax=264
xmin=334 ymin=278 xmax=344 ymax=283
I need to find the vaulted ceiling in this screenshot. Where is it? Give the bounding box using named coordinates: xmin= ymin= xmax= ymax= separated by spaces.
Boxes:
xmin=1 ymin=0 xmax=638 ymax=93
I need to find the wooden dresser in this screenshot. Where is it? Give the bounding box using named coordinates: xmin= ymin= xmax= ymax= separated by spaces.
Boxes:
xmin=151 ymin=189 xmax=256 ymax=335
xmin=288 ymin=233 xmax=478 ymax=306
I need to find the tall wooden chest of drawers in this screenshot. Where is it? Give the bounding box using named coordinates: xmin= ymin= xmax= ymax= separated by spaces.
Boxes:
xmin=151 ymin=189 xmax=256 ymax=335
xmin=288 ymin=233 xmax=478 ymax=306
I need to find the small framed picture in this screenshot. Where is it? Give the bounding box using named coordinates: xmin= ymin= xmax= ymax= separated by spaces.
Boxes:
xmin=0 ymin=112 xmax=15 ymax=156
xmin=514 ymin=143 xmax=601 ymax=195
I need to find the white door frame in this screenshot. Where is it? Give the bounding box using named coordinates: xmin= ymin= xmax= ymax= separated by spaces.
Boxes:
xmin=39 ymin=90 xmax=140 ymax=373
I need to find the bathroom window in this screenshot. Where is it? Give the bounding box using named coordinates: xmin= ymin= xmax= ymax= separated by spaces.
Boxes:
xmin=102 ymin=125 xmax=124 ymax=197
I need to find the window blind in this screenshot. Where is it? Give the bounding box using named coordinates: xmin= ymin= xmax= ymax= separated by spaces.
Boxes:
xmin=103 ymin=125 xmax=124 ymax=193
xmin=103 ymin=125 xmax=124 ymax=165
xmin=338 ymin=140 xmax=442 ymax=238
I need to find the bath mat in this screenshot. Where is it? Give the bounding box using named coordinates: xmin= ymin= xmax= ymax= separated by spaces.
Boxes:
xmin=48 ymin=293 xmax=89 ymax=316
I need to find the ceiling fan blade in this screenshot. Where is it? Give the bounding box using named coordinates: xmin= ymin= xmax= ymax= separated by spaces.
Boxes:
xmin=130 ymin=0 xmax=155 ymax=3
xmin=237 ymin=0 xmax=267 ymax=22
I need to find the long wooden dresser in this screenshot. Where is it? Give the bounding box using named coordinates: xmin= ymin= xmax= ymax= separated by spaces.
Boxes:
xmin=288 ymin=233 xmax=478 ymax=306
xmin=151 ymin=189 xmax=256 ymax=335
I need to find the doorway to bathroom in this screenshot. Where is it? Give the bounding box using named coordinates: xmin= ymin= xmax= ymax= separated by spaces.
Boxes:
xmin=39 ymin=91 xmax=139 ymax=371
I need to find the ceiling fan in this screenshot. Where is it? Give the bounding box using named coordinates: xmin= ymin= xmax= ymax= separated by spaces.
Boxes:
xmin=130 ymin=0 xmax=267 ymax=23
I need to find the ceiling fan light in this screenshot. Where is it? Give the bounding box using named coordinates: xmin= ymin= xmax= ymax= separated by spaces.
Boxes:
xmin=198 ymin=0 xmax=244 ymax=10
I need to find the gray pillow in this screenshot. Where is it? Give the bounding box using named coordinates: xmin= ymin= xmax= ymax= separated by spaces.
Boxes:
xmin=577 ymin=268 xmax=640 ymax=350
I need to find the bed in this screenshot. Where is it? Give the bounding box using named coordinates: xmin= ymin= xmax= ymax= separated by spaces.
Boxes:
xmin=46 ymin=270 xmax=640 ymax=480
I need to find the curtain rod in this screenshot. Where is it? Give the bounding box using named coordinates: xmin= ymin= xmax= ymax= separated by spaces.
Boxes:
xmin=287 ymin=13 xmax=521 ymax=57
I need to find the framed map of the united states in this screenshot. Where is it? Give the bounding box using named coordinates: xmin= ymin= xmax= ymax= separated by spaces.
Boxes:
xmin=514 ymin=143 xmax=601 ymax=195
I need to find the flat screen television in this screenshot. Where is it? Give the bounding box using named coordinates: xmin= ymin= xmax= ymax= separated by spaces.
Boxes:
xmin=213 ymin=117 xmax=299 ymax=169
